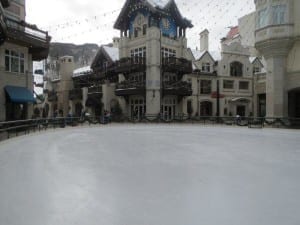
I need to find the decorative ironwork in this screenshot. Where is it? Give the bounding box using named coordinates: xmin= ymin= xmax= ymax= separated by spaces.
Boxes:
xmin=163 ymin=81 xmax=192 ymax=96
xmin=162 ymin=57 xmax=193 ymax=74
xmin=115 ymin=80 xmax=146 ymax=96
xmin=115 ymin=57 xmax=146 ymax=73
xmin=5 ymin=17 xmax=51 ymax=60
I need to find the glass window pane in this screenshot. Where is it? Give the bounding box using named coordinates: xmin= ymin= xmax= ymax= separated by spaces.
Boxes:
xmin=20 ymin=59 xmax=25 ymax=73
xmin=11 ymin=58 xmax=19 ymax=73
xmin=5 ymin=56 xmax=10 ymax=71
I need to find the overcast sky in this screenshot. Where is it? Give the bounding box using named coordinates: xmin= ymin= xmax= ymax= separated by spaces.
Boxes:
xmin=26 ymin=0 xmax=255 ymax=51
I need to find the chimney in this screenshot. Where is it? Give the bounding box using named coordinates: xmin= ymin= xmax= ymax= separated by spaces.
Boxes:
xmin=112 ymin=37 xmax=120 ymax=48
xmin=200 ymin=29 xmax=209 ymax=52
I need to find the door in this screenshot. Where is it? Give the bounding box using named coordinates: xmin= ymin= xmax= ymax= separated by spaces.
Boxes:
xmin=236 ymin=105 xmax=246 ymax=117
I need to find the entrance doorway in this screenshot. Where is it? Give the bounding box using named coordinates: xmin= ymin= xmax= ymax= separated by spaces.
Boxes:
xmin=258 ymin=94 xmax=266 ymax=117
xmin=288 ymin=89 xmax=300 ymax=118
xmin=236 ymin=105 xmax=246 ymax=117
xmin=200 ymin=101 xmax=213 ymax=116
xmin=161 ymin=97 xmax=176 ymax=121
xmin=130 ymin=97 xmax=146 ymax=120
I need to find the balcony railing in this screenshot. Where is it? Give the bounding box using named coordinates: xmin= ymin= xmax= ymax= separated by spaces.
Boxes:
xmin=47 ymin=91 xmax=57 ymax=102
xmin=163 ymin=81 xmax=192 ymax=96
xmin=115 ymin=57 xmax=146 ymax=73
xmin=115 ymin=80 xmax=146 ymax=96
xmin=88 ymin=86 xmax=102 ymax=95
xmin=69 ymin=89 xmax=83 ymax=100
xmin=162 ymin=57 xmax=193 ymax=74
xmin=5 ymin=17 xmax=51 ymax=60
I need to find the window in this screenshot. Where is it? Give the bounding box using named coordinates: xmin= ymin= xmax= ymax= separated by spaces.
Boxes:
xmin=202 ymin=63 xmax=210 ymax=72
xmin=134 ymin=28 xmax=138 ymax=38
xmin=223 ymin=80 xmax=234 ymax=89
xmin=253 ymin=67 xmax=261 ymax=74
xmin=230 ymin=61 xmax=243 ymax=77
xmin=272 ymin=5 xmax=286 ymax=25
xmin=239 ymin=81 xmax=249 ymax=90
xmin=130 ymin=47 xmax=146 ymax=64
xmin=200 ymin=80 xmax=212 ymax=94
xmin=161 ymin=47 xmax=176 ymax=58
xmin=130 ymin=47 xmax=146 ymax=58
xmin=143 ymin=24 xmax=147 ymax=35
xmin=258 ymin=8 xmax=269 ymax=28
xmin=5 ymin=49 xmax=25 ymax=73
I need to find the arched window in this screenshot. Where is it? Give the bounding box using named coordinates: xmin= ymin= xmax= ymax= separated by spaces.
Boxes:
xmin=230 ymin=61 xmax=243 ymax=77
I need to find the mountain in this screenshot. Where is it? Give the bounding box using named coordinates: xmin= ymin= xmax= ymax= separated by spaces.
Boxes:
xmin=49 ymin=42 xmax=99 ymax=67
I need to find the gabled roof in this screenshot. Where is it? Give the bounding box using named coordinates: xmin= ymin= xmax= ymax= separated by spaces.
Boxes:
xmin=73 ymin=66 xmax=92 ymax=78
xmin=114 ymin=0 xmax=193 ymax=30
xmin=191 ymin=49 xmax=221 ymax=62
xmin=91 ymin=45 xmax=119 ymax=70
xmin=103 ymin=46 xmax=119 ymax=62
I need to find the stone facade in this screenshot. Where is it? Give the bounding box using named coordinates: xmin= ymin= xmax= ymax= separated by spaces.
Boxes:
xmin=254 ymin=0 xmax=300 ymax=118
xmin=0 ymin=0 xmax=50 ymax=121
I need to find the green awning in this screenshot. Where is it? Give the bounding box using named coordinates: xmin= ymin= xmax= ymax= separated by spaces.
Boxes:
xmin=5 ymin=85 xmax=36 ymax=104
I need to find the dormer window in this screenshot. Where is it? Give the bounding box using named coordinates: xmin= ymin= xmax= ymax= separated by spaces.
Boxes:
xmin=202 ymin=63 xmax=210 ymax=72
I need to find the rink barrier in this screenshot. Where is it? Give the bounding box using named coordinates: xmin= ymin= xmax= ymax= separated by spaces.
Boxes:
xmin=0 ymin=116 xmax=299 ymax=141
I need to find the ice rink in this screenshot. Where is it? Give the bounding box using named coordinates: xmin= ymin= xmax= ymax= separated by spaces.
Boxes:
xmin=0 ymin=125 xmax=300 ymax=225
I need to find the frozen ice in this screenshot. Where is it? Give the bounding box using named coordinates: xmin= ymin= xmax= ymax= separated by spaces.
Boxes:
xmin=0 ymin=125 xmax=300 ymax=225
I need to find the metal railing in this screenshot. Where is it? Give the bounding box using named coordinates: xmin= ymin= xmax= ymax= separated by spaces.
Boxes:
xmin=1 ymin=116 xmax=299 ymax=141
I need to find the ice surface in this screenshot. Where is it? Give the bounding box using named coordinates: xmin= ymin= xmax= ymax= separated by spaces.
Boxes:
xmin=0 ymin=125 xmax=300 ymax=225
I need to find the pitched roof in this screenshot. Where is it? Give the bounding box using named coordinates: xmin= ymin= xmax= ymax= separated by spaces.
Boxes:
xmin=191 ymin=49 xmax=221 ymax=61
xmin=147 ymin=0 xmax=170 ymax=8
xmin=114 ymin=0 xmax=192 ymax=30
xmin=103 ymin=46 xmax=119 ymax=62
xmin=73 ymin=66 xmax=92 ymax=78
xmin=226 ymin=26 xmax=239 ymax=39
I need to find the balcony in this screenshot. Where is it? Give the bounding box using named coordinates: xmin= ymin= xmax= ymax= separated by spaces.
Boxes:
xmin=5 ymin=17 xmax=51 ymax=60
xmin=162 ymin=57 xmax=193 ymax=74
xmin=88 ymin=86 xmax=103 ymax=98
xmin=115 ymin=57 xmax=146 ymax=74
xmin=47 ymin=91 xmax=57 ymax=102
xmin=69 ymin=89 xmax=83 ymax=100
xmin=115 ymin=80 xmax=146 ymax=96
xmin=163 ymin=81 xmax=192 ymax=97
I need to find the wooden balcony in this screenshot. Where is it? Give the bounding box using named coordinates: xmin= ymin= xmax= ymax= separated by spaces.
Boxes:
xmin=69 ymin=89 xmax=83 ymax=100
xmin=115 ymin=80 xmax=146 ymax=96
xmin=47 ymin=91 xmax=57 ymax=102
xmin=5 ymin=17 xmax=51 ymax=60
xmin=162 ymin=57 xmax=193 ymax=74
xmin=163 ymin=81 xmax=192 ymax=96
xmin=115 ymin=57 xmax=146 ymax=74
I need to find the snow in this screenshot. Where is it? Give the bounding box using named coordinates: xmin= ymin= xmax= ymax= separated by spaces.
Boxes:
xmin=0 ymin=125 xmax=300 ymax=225
xmin=73 ymin=66 xmax=92 ymax=78
xmin=147 ymin=0 xmax=170 ymax=8
xmin=191 ymin=49 xmax=221 ymax=61
xmin=103 ymin=46 xmax=119 ymax=62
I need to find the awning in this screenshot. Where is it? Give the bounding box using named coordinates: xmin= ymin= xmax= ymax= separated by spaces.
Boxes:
xmin=230 ymin=97 xmax=250 ymax=103
xmin=5 ymin=85 xmax=36 ymax=104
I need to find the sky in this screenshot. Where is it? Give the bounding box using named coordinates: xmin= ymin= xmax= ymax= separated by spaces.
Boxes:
xmin=26 ymin=0 xmax=255 ymax=52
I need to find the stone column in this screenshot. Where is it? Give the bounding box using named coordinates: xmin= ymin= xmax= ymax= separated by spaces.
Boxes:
xmin=256 ymin=39 xmax=292 ymax=117
xmin=146 ymin=27 xmax=161 ymax=116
